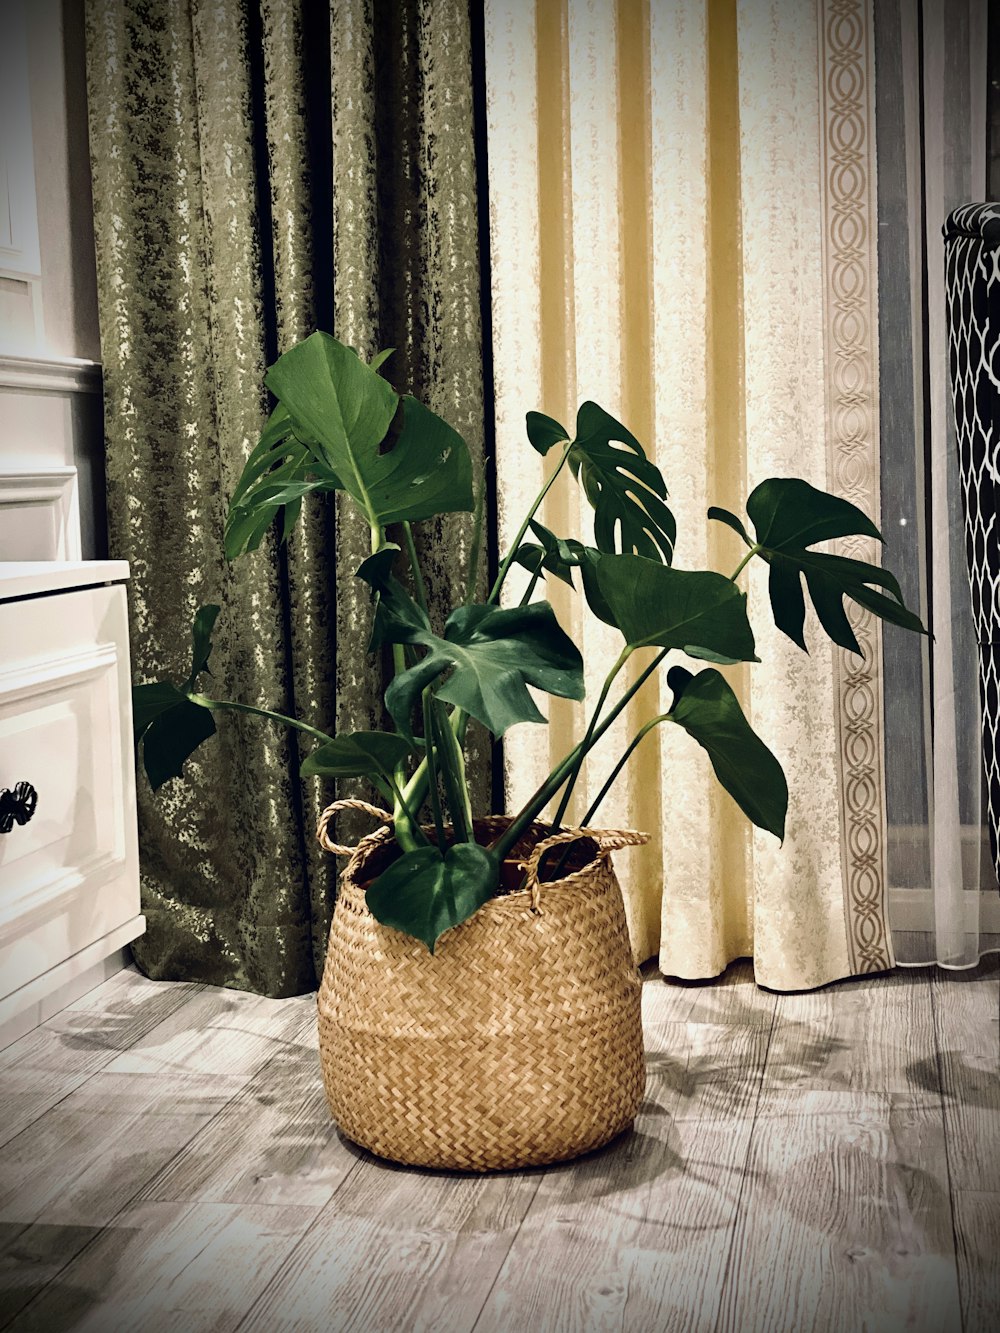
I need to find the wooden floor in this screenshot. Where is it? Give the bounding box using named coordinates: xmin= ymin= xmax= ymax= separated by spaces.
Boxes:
xmin=0 ymin=955 xmax=997 ymax=1333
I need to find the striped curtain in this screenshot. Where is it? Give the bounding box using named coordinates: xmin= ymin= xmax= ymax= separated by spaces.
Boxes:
xmin=484 ymin=0 xmax=892 ymax=989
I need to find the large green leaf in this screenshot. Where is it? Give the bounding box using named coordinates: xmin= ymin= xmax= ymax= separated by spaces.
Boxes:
xmin=300 ymin=731 xmax=413 ymax=782
xmin=667 ymin=666 xmax=787 ymax=840
xmin=525 ymin=402 xmax=675 ymax=563
xmin=357 ymin=559 xmax=584 ymax=739
xmin=366 ymin=842 xmax=499 ymax=951
xmin=388 ymin=601 xmax=586 ymax=741
xmin=266 ymin=331 xmax=474 ymax=528
xmin=132 ymin=605 xmax=222 ymax=790
xmin=581 ymin=552 xmax=758 ymax=663
xmin=709 ymin=478 xmax=926 ymax=654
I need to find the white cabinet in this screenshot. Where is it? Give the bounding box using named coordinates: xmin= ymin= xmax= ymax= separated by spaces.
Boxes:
xmin=0 ymin=561 xmax=143 ymax=1027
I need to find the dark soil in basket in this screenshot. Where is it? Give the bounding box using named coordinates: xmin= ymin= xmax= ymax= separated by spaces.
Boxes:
xmin=353 ymin=822 xmax=601 ymax=898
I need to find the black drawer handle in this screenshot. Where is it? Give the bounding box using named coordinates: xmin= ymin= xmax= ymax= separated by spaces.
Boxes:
xmin=0 ymin=782 xmax=38 ymax=834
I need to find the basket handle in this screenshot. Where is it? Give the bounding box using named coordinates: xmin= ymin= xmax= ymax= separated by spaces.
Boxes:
xmin=316 ymin=799 xmax=394 ymax=857
xmin=521 ymin=826 xmax=650 ymax=911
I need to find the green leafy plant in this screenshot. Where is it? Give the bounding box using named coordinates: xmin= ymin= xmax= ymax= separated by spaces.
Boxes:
xmin=134 ymin=330 xmax=926 ymax=951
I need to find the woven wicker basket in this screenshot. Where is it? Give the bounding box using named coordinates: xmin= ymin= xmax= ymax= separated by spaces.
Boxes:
xmin=314 ymin=802 xmax=648 ymax=1172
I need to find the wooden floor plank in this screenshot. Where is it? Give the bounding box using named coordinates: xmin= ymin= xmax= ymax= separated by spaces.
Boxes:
xmin=717 ymin=1105 xmax=961 ymax=1333
xmin=136 ymin=1037 xmax=356 ymax=1208
xmin=931 ymin=956 xmax=1000 ymax=1193
xmin=756 ymin=968 xmax=940 ymax=1117
xmin=0 ymin=971 xmax=204 ymax=1149
xmin=952 ymin=1191 xmax=1000 ymax=1333
xmin=239 ymin=1154 xmax=541 ymax=1333
xmin=642 ymin=959 xmax=775 ymax=1028
xmin=7 ymin=1201 xmax=316 ymax=1333
xmin=471 ymin=986 xmax=775 ymax=1333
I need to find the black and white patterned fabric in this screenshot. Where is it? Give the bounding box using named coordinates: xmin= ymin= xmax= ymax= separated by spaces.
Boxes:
xmin=944 ymin=203 xmax=1000 ymax=883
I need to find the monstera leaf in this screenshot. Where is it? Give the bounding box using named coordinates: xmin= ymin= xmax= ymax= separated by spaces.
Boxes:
xmin=512 ymin=520 xmax=588 ymax=587
xmin=225 ymin=404 xmax=339 ymax=559
xmin=357 ymin=559 xmax=585 ymax=740
xmin=132 ymin=605 xmax=221 ymax=790
xmin=366 ymin=842 xmax=499 ymax=952
xmin=527 ymin=402 xmax=675 ymax=563
xmin=709 ymin=478 xmax=926 ymax=654
xmin=300 ymin=731 xmax=413 ymax=785
xmin=581 ymin=551 xmax=758 ymax=664
xmin=667 ymin=666 xmax=788 ymax=840
xmin=266 ymin=332 xmax=474 ymax=529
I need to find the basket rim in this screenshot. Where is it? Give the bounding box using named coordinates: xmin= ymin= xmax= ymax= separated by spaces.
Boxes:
xmin=339 ymin=815 xmax=619 ymax=905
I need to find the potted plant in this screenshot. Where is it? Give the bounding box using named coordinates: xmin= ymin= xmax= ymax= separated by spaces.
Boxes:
xmin=134 ymin=331 xmax=925 ymax=1171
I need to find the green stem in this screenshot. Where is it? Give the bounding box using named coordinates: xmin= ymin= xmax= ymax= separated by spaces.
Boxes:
xmin=518 ymin=567 xmax=543 ymax=606
xmin=384 ymin=772 xmax=428 ymax=851
xmin=422 ymin=689 xmax=447 ymax=847
xmin=729 ymin=545 xmax=760 ymax=582
xmin=549 ymin=646 xmax=632 ymax=832
xmin=431 ymin=700 xmax=474 ymax=842
xmin=401 ymin=521 xmax=429 ymax=614
xmin=579 ymin=714 xmax=672 ymax=826
xmin=187 ymin=695 xmax=333 ymax=745
xmin=490 ymin=648 xmax=669 ymax=863
xmin=465 ymin=472 xmax=487 ymax=604
xmin=488 ymin=439 xmax=573 ymax=605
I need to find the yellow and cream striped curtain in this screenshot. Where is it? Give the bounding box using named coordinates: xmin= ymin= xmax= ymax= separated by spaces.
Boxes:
xmin=485 ymin=0 xmax=890 ymax=989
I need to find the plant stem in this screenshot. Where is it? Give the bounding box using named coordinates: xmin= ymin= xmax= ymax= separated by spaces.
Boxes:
xmin=549 ymin=646 xmax=632 ymax=832
xmin=490 ymin=647 xmax=669 ymax=863
xmin=579 ymin=713 xmax=672 ymax=826
xmin=518 ymin=567 xmax=543 ymax=606
xmin=488 ymin=440 xmax=573 ymax=605
xmin=187 ymin=695 xmax=334 ymax=745
xmin=729 ymin=545 xmax=760 ymax=582
xmin=431 ymin=699 xmax=474 ymax=842
xmin=384 ymin=772 xmax=429 ymax=851
xmin=401 ymin=521 xmax=429 ymax=614
xmin=464 ymin=472 xmax=486 ymax=604
xmin=422 ymin=689 xmax=447 ymax=846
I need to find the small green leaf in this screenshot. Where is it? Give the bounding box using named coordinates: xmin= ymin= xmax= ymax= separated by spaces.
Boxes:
xmin=582 ymin=551 xmax=758 ymax=663
xmin=707 ymin=505 xmax=753 ymax=547
xmin=369 ymin=347 xmax=394 ymax=372
xmin=188 ymin=604 xmax=221 ymax=685
xmin=300 ymin=731 xmax=413 ymax=781
xmin=133 ymin=604 xmax=222 ymax=789
xmin=668 ymin=666 xmax=787 ymax=840
xmin=512 ymin=521 xmax=587 ymax=587
xmin=366 ymin=842 xmax=499 ymax=951
xmin=731 ymin=478 xmax=927 ymax=655
xmin=141 ymin=699 xmax=217 ymax=791
xmin=526 ymin=410 xmax=570 ymax=455
xmin=568 ymin=402 xmax=676 ymax=563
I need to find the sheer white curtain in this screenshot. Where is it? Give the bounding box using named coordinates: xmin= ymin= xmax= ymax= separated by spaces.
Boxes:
xmin=875 ymin=0 xmax=1000 ymax=966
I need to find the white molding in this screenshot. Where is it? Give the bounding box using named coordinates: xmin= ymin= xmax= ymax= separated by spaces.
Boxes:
xmin=0 ymin=354 xmax=102 ymax=395
xmin=0 ymin=466 xmax=81 ymax=560
xmin=0 ymin=924 xmax=144 ymax=1036
xmin=0 ymin=638 xmax=117 ymax=704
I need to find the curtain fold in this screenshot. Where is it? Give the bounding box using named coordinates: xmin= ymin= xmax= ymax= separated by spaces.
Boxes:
xmin=485 ymin=0 xmax=891 ymax=990
xmin=874 ymin=0 xmax=1000 ymax=967
xmin=85 ymin=0 xmax=489 ymax=995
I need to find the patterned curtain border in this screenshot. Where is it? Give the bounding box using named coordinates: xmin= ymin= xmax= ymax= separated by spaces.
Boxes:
xmin=818 ymin=0 xmax=894 ymax=974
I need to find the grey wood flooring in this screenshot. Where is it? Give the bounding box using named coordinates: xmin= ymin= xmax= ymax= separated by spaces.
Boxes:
xmin=0 ymin=955 xmax=996 ymax=1332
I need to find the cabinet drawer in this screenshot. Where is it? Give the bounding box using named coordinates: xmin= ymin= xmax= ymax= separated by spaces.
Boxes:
xmin=0 ymin=584 xmax=139 ymax=957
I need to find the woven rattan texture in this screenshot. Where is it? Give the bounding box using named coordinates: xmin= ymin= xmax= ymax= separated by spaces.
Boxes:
xmin=316 ymin=817 xmax=646 ymax=1171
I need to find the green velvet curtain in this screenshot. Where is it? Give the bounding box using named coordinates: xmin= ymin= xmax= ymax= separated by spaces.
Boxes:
xmin=85 ymin=0 xmax=492 ymax=996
